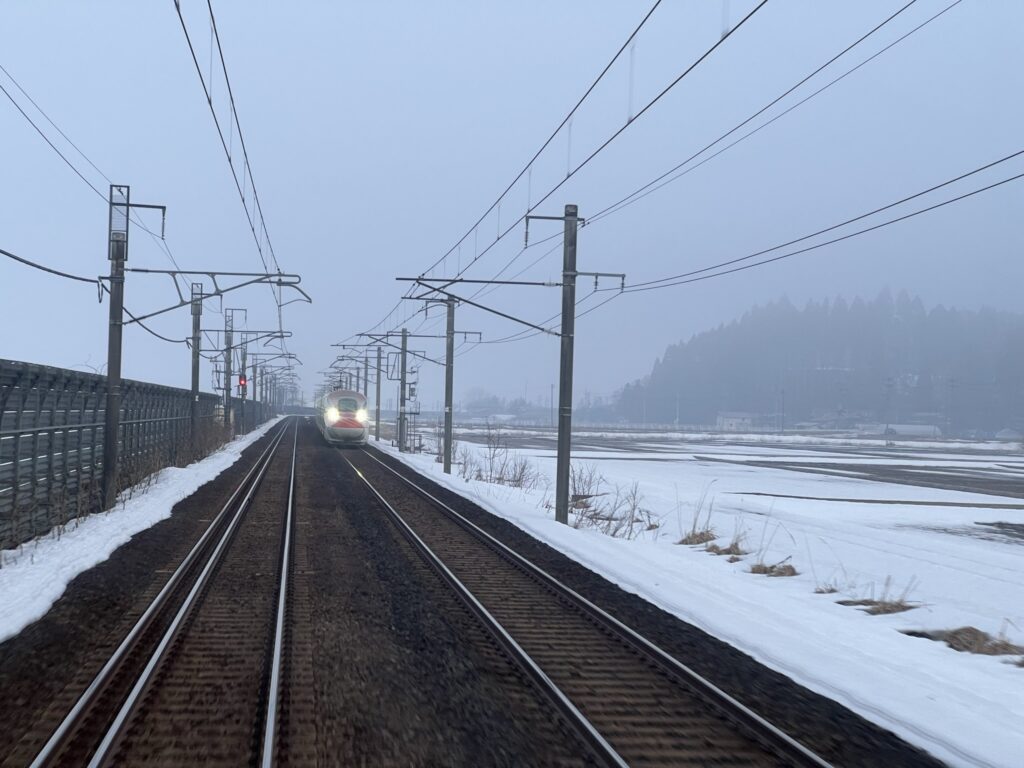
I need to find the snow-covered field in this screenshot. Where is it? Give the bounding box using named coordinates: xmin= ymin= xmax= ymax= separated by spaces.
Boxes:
xmin=384 ymin=434 xmax=1024 ymax=768
xmin=0 ymin=418 xmax=281 ymax=643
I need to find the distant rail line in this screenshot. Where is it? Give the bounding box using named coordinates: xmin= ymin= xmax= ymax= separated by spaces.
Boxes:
xmin=344 ymin=447 xmax=833 ymax=767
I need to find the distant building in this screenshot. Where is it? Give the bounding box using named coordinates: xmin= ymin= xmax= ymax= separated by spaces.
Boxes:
xmin=716 ymin=412 xmax=756 ymax=432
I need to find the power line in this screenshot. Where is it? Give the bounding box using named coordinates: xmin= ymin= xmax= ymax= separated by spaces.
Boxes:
xmin=0 ymin=62 xmax=196 ymax=293
xmin=414 ymin=0 xmax=665 ymax=282
xmin=2 ymin=245 xmax=97 ymax=284
xmin=354 ymin=0 xmax=768 ymax=358
xmin=628 ymin=149 xmax=1024 ymax=290
xmin=172 ymin=0 xmax=287 ymax=342
xmin=0 ymin=78 xmax=106 ymax=200
xmin=463 ymin=0 xmax=949 ymax=313
xmin=0 ymin=62 xmax=113 ymax=186
xmin=1 ymin=245 xmax=192 ymax=345
xmin=624 ymin=167 xmax=1024 ymax=294
xmin=588 ymin=0 xmax=960 ymax=226
xmin=435 ymin=0 xmax=770 ymax=289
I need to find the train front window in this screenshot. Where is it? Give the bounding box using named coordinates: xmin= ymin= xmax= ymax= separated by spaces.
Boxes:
xmin=338 ymin=397 xmax=359 ymax=412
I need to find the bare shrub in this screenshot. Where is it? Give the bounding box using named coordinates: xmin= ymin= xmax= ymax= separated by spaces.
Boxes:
xmin=564 ymin=463 xmax=657 ymax=540
xmin=814 ymin=583 xmax=839 ymax=594
xmin=456 ymin=429 xmax=538 ymax=490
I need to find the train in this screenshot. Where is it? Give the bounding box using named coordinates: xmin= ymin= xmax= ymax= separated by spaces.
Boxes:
xmin=316 ymin=388 xmax=370 ymax=445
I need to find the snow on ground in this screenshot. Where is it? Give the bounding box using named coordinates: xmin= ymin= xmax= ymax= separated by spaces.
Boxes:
xmin=458 ymin=425 xmax=1018 ymax=453
xmin=381 ymin=435 xmax=1024 ymax=768
xmin=0 ymin=418 xmax=282 ymax=644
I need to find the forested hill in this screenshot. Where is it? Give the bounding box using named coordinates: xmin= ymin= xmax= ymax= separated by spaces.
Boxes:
xmin=614 ymin=292 xmax=1024 ymax=434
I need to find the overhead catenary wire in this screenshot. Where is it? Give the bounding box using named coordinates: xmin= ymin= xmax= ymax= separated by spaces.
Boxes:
xmin=0 ymin=61 xmax=202 ymax=305
xmin=453 ymin=153 xmax=1024 ymax=350
xmin=352 ymin=0 xmax=768 ymax=355
xmin=173 ymin=0 xmax=293 ymax=363
xmin=627 ymin=149 xmax=1024 ymax=290
xmin=400 ymin=0 xmax=948 ymax=332
xmin=435 ymin=0 xmax=770 ymax=291
xmin=2 ymin=246 xmax=97 ymax=284
xmin=1 ymin=245 xmax=191 ymax=345
xmin=622 ymin=170 xmax=1024 ymax=293
xmin=588 ymin=0 xmax=960 ymax=226
xmin=414 ymin=0 xmax=665 ymax=283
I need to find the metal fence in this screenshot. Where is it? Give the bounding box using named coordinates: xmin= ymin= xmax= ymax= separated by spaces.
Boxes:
xmin=0 ymin=359 xmax=264 ymax=551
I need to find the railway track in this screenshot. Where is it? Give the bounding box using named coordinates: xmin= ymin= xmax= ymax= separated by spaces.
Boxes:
xmin=27 ymin=417 xmax=298 ymax=768
xmin=345 ymin=447 xmax=833 ymax=768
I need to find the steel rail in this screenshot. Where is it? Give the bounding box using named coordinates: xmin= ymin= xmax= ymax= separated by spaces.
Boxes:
xmin=28 ymin=418 xmax=291 ymax=768
xmin=358 ymin=447 xmax=833 ymax=768
xmin=86 ymin=419 xmax=292 ymax=767
xmin=340 ymin=455 xmax=628 ymax=768
xmin=259 ymin=420 xmax=298 ymax=766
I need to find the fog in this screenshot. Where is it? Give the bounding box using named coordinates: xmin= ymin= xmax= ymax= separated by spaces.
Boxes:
xmin=2 ymin=1 xmax=1022 ymax=412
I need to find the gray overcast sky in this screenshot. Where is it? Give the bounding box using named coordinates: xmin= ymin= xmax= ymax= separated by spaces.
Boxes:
xmin=2 ymin=1 xmax=1022 ymax=408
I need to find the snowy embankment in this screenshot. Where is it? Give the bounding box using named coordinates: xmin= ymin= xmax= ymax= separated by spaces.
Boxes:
xmin=0 ymin=418 xmax=281 ymax=643
xmin=380 ymin=437 xmax=1024 ymax=768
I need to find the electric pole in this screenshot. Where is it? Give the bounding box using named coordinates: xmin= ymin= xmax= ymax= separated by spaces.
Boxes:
xmin=224 ymin=313 xmax=234 ymax=434
xmin=102 ymin=186 xmax=129 ymax=510
xmin=443 ymin=298 xmax=456 ymax=473
xmin=100 ymin=184 xmax=167 ymax=509
xmin=399 ymin=327 xmax=408 ymax=451
xmin=239 ymin=340 xmax=247 ymax=433
xmin=190 ymin=282 xmax=202 ymax=447
xmin=554 ymin=204 xmax=579 ymax=525
xmin=375 ymin=346 xmax=382 ymax=441
xmin=363 ymin=354 xmax=369 ymax=398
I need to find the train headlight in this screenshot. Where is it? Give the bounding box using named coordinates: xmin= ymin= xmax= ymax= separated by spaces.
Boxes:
xmin=326 ymin=406 xmax=340 ymax=423
xmin=355 ymin=408 xmax=368 ymax=424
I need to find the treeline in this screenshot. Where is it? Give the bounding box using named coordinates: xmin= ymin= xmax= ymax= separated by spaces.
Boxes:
xmin=613 ymin=292 xmax=1024 ymax=434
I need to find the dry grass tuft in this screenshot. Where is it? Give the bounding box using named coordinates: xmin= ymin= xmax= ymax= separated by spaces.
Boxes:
xmin=837 ymin=598 xmax=915 ymax=615
xmin=727 ymin=554 xmax=743 ymax=563
xmin=903 ymin=626 xmax=1024 ymax=656
xmin=679 ymin=528 xmax=716 ymax=545
xmin=750 ymin=558 xmax=798 ymax=577
xmin=705 ymin=537 xmax=747 ymax=557
xmin=837 ymin=576 xmax=919 ymax=615
xmin=677 ymin=484 xmax=716 ymax=546
xmin=814 ymin=584 xmax=839 ymax=594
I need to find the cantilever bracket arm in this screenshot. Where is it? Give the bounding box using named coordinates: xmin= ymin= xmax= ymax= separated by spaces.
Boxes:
xmin=413 ymin=280 xmax=559 ymax=337
xmin=114 ymin=269 xmax=311 ymax=325
xmin=353 ymin=334 xmax=444 ymax=366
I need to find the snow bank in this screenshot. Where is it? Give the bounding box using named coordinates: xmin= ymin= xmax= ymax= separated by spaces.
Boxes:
xmin=0 ymin=418 xmax=282 ymax=643
xmin=380 ymin=438 xmax=1024 ymax=768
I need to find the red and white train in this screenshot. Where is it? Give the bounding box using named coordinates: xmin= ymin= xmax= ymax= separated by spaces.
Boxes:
xmin=316 ymin=388 xmax=369 ymax=445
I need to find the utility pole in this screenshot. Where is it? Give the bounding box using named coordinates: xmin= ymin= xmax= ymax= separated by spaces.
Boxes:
xmin=363 ymin=354 xmax=369 ymax=398
xmin=102 ymin=186 xmax=129 ymax=510
xmin=399 ymin=327 xmax=408 ymax=451
xmin=375 ymin=346 xmax=382 ymax=441
xmin=554 ymin=204 xmax=579 ymax=525
xmin=443 ymin=298 xmax=456 ymax=473
xmin=239 ymin=340 xmax=247 ymax=433
xmin=190 ymin=282 xmax=202 ymax=447
xmin=224 ymin=313 xmax=234 ymax=434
